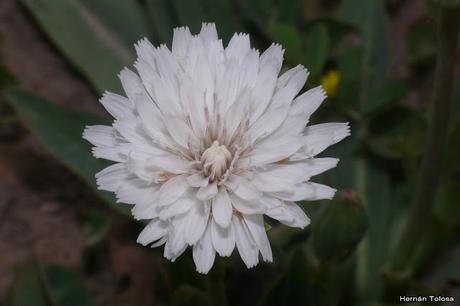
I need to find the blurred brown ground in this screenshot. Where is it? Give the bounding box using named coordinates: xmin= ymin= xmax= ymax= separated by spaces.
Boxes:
xmin=0 ymin=1 xmax=159 ymax=305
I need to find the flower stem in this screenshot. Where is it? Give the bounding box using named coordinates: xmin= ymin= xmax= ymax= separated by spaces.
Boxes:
xmin=206 ymin=258 xmax=228 ymax=306
xmin=388 ymin=7 xmax=460 ymax=273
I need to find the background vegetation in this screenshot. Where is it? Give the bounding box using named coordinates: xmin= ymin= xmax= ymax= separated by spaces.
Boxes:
xmin=0 ymin=0 xmax=459 ymax=305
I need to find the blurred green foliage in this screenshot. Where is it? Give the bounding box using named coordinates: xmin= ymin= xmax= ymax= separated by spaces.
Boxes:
xmin=1 ymin=0 xmax=459 ymax=305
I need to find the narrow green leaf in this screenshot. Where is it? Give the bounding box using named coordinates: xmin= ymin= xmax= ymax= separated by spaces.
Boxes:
xmin=0 ymin=65 xmax=16 ymax=88
xmin=82 ymin=210 xmax=112 ymax=247
xmin=79 ymin=0 xmax=154 ymax=46
xmin=42 ymin=264 xmax=99 ymax=306
xmin=306 ymin=18 xmax=356 ymax=49
xmin=202 ymin=0 xmax=243 ymax=43
xmin=304 ymin=24 xmax=329 ymax=80
xmin=173 ymin=0 xmax=205 ymax=33
xmin=278 ymin=0 xmax=304 ymax=26
xmin=432 ymin=0 xmax=460 ymax=8
xmin=7 ymin=261 xmax=99 ymax=306
xmin=7 ymin=261 xmax=49 ymax=306
xmin=20 ymin=0 xmax=133 ymax=93
xmin=355 ymin=164 xmax=391 ymax=302
xmin=147 ymin=0 xmax=177 ymax=44
xmin=340 ymin=1 xmax=393 ymax=302
xmin=172 ymin=285 xmax=208 ymax=306
xmin=366 ymin=105 xmax=426 ymax=160
xmin=4 ymin=89 xmax=130 ymax=216
xmin=311 ymin=193 xmax=367 ymax=262
xmin=268 ymin=23 xmax=303 ymax=64
xmin=240 ymin=0 xmax=273 ymax=34
xmin=341 ymin=0 xmax=390 ymax=111
xmin=365 ymin=79 xmax=409 ymax=114
xmin=258 ymin=247 xmax=310 ymax=306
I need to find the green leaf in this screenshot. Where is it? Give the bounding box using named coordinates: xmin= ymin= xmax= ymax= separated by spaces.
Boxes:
xmin=20 ymin=0 xmax=133 ymax=93
xmin=0 ymin=65 xmax=16 ymax=88
xmin=366 ymin=105 xmax=426 ymax=160
xmin=278 ymin=0 xmax=304 ymax=26
xmin=365 ymin=79 xmax=409 ymax=114
xmin=202 ymin=0 xmax=243 ymax=43
xmin=146 ymin=0 xmax=177 ymax=44
xmin=172 ymin=285 xmax=208 ymax=306
xmin=340 ymin=0 xmax=390 ymax=111
xmin=168 ymin=255 xmax=206 ymax=291
xmin=7 ymin=261 xmax=99 ymax=306
xmin=304 ymin=24 xmax=329 ymax=80
xmin=336 ymin=46 xmax=362 ymax=109
xmin=4 ymin=89 xmax=130 ymax=216
xmin=7 ymin=261 xmax=49 ymax=306
xmin=258 ymin=247 xmax=310 ymax=306
xmin=43 ymin=264 xmax=99 ymax=306
xmin=445 ymin=117 xmax=460 ymax=171
xmin=79 ymin=0 xmax=154 ymax=46
xmin=355 ymin=163 xmax=392 ymax=302
xmin=173 ymin=0 xmax=205 ymax=33
xmin=306 ymin=18 xmax=356 ymax=49
xmin=432 ymin=0 xmax=460 ymax=8
xmin=268 ymin=23 xmax=303 ymax=64
xmin=311 ymin=193 xmax=367 ymax=262
xmin=240 ymin=0 xmax=273 ymax=34
xmin=82 ymin=210 xmax=112 ymax=247
xmin=407 ymin=19 xmax=437 ymax=67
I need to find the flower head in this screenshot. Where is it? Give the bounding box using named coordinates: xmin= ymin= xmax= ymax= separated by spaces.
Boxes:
xmin=83 ymin=23 xmax=350 ymax=273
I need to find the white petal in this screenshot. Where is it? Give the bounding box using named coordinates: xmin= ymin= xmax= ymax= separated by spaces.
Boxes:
xmin=244 ymin=214 xmax=272 ymax=262
xmin=164 ymin=229 xmax=188 ymax=261
xmin=99 ymin=92 xmax=133 ymax=119
xmin=225 ymin=175 xmax=261 ymax=201
xmin=148 ymin=155 xmax=193 ymax=174
xmin=225 ymin=33 xmax=250 ymax=60
xmin=193 ymin=222 xmax=216 ymax=274
xmin=158 ymin=195 xmax=194 ymax=220
xmin=249 ymin=44 xmax=284 ymax=123
xmin=247 ymin=106 xmax=289 ymax=142
xmin=270 ymin=65 xmax=309 ymax=109
xmin=252 ymin=158 xmax=339 ymax=190
xmin=184 ymin=201 xmax=210 ymax=244
xmin=230 ymin=194 xmax=265 ymax=215
xmin=211 ymin=219 xmax=235 ymax=256
xmin=112 ymin=117 xmax=153 ymax=147
xmin=265 ymin=199 xmax=310 ymax=228
xmin=115 ymin=177 xmax=158 ymax=206
xmin=199 ymin=23 xmax=218 ymax=45
xmin=196 ymin=182 xmax=218 ymax=201
xmin=240 ymin=136 xmax=304 ymax=166
xmin=212 ymin=188 xmax=233 ymax=228
xmin=95 ymin=163 xmax=130 ymax=192
xmin=163 ymin=115 xmax=197 ymax=148
xmin=157 ymin=175 xmax=189 ymax=206
xmin=83 ymin=125 xmax=117 ymax=147
xmin=290 ymin=86 xmax=326 ymax=117
xmin=273 ymin=182 xmax=336 ymax=201
xmin=92 ymin=146 xmax=124 ymax=162
xmin=187 ymin=173 xmax=209 ymax=188
xmin=132 ymin=91 xmax=173 ymax=147
xmin=233 ymin=216 xmax=259 ymax=268
xmin=298 ymin=122 xmax=351 ymax=158
xmin=223 ymin=88 xmax=251 ymax=140
xmin=137 ymin=219 xmax=168 ymax=246
xmin=172 ymin=26 xmax=192 ymax=58
xmin=251 ymin=172 xmax=293 ymax=193
xmin=119 ymin=68 xmax=144 ymax=101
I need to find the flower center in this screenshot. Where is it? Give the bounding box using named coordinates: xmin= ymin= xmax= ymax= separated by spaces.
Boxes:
xmin=201 ymin=141 xmax=232 ymax=181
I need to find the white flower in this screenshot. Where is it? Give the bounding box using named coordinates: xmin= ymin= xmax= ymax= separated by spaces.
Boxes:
xmin=83 ymin=23 xmax=350 ymax=273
